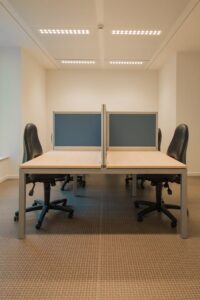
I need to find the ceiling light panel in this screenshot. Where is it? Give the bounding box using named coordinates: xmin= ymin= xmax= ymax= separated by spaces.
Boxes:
xmin=109 ymin=61 xmax=144 ymax=65
xmin=61 ymin=60 xmax=96 ymax=64
xmin=112 ymin=30 xmax=162 ymax=36
xmin=39 ymin=29 xmax=90 ymax=35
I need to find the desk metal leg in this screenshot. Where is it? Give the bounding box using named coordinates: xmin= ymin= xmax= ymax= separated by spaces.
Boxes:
xmin=132 ymin=174 xmax=137 ymax=197
xmin=19 ymin=169 xmax=26 ymax=239
xmin=73 ymin=175 xmax=78 ymax=196
xmin=180 ymin=170 xmax=188 ymax=239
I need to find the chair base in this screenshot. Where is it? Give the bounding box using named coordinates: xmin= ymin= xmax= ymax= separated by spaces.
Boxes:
xmin=135 ymin=199 xmax=178 ymax=228
xmin=14 ymin=198 xmax=73 ymax=229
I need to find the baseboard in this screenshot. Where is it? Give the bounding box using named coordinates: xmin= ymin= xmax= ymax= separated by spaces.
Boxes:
xmin=0 ymin=176 xmax=9 ymax=183
xmin=0 ymin=175 xmax=19 ymax=183
xmin=188 ymin=172 xmax=200 ymax=177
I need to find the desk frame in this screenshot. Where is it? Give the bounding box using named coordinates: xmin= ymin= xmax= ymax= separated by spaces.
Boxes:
xmin=19 ymin=166 xmax=187 ymax=239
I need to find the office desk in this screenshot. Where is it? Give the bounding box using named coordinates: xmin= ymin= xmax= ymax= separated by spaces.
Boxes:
xmin=19 ymin=150 xmax=187 ymax=239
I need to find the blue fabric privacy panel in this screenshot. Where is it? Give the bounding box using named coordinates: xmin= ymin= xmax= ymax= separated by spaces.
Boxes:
xmin=54 ymin=113 xmax=101 ymax=147
xmin=109 ymin=113 xmax=157 ymax=147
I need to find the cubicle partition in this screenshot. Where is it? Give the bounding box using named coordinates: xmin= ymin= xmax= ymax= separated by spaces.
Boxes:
xmin=107 ymin=112 xmax=158 ymax=150
xmin=53 ymin=112 xmax=102 ymax=149
xmin=53 ymin=108 xmax=158 ymax=165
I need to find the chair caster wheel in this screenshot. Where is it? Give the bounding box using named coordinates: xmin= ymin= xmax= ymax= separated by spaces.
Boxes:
xmin=35 ymin=222 xmax=41 ymax=230
xmin=14 ymin=215 xmax=19 ymax=222
xmin=68 ymin=211 xmax=74 ymax=218
xmin=171 ymin=221 xmax=177 ymax=228
xmin=135 ymin=202 xmax=139 ymax=208
xmin=137 ymin=215 xmax=143 ymax=222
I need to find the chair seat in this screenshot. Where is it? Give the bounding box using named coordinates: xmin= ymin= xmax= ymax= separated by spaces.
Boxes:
xmin=29 ymin=174 xmax=65 ymax=182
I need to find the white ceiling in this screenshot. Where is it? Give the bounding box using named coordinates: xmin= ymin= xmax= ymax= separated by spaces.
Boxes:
xmin=0 ymin=0 xmax=200 ymax=69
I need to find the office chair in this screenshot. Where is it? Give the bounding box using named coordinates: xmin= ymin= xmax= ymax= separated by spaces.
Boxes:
xmin=135 ymin=124 xmax=189 ymax=228
xmin=125 ymin=128 xmax=162 ymax=187
xmin=14 ymin=123 xmax=74 ymax=229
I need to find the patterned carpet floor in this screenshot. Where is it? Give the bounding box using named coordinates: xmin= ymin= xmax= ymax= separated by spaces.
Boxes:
xmin=0 ymin=175 xmax=200 ymax=299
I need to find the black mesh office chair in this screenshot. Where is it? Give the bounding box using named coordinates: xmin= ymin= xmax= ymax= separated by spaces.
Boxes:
xmin=14 ymin=123 xmax=74 ymax=229
xmin=135 ymin=124 xmax=189 ymax=228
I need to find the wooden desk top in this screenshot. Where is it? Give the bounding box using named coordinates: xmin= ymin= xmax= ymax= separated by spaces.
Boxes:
xmin=21 ymin=150 xmax=186 ymax=170
xmin=106 ymin=151 xmax=186 ymax=169
xmin=21 ymin=150 xmax=102 ymax=169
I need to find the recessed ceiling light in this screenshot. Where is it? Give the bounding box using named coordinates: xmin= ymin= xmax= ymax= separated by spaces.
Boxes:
xmin=112 ymin=30 xmax=162 ymax=36
xmin=61 ymin=60 xmax=96 ymax=64
xmin=109 ymin=61 xmax=144 ymax=65
xmin=39 ymin=29 xmax=90 ymax=35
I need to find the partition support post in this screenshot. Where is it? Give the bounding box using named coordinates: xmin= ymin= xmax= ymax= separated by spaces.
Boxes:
xmin=101 ymin=104 xmax=107 ymax=167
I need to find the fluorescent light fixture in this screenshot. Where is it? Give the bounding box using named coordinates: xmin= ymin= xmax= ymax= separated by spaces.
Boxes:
xmin=61 ymin=60 xmax=96 ymax=64
xmin=109 ymin=61 xmax=144 ymax=65
xmin=39 ymin=29 xmax=90 ymax=35
xmin=112 ymin=30 xmax=162 ymax=36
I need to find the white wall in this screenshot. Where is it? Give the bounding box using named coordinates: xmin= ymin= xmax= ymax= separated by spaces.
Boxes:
xmin=21 ymin=49 xmax=47 ymax=153
xmin=158 ymin=51 xmax=200 ymax=174
xmin=0 ymin=48 xmax=47 ymax=182
xmin=46 ymin=69 xmax=158 ymax=149
xmin=0 ymin=48 xmax=21 ymax=180
xmin=177 ymin=52 xmax=200 ymax=175
xmin=0 ymin=158 xmax=9 ymax=183
xmin=158 ymin=54 xmax=177 ymax=152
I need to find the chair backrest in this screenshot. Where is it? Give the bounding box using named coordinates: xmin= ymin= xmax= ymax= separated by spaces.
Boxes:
xmin=158 ymin=128 xmax=162 ymax=151
xmin=23 ymin=123 xmax=43 ymax=163
xmin=167 ymin=124 xmax=189 ymax=164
